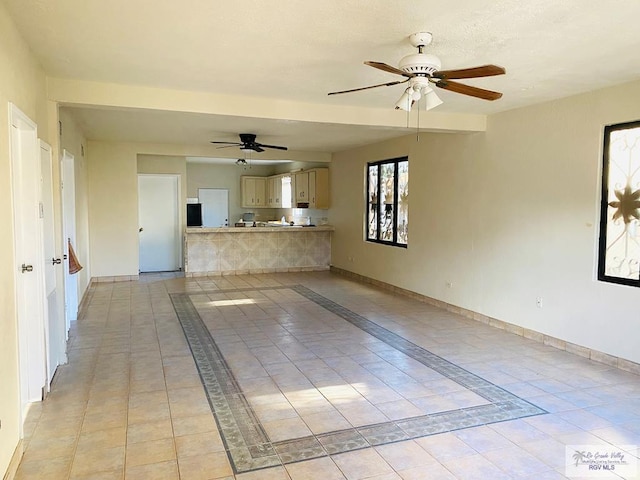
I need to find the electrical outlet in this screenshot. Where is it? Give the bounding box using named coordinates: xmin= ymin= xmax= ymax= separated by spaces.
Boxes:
xmin=536 ymin=297 xmax=543 ymax=308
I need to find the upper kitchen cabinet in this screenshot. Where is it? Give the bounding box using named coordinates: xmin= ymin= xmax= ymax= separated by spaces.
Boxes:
xmin=241 ymin=176 xmax=267 ymax=207
xmin=267 ymin=174 xmax=283 ymax=208
xmin=241 ymin=169 xmax=328 ymax=209
xmin=294 ymin=171 xmax=309 ymax=205
xmin=295 ymin=168 xmax=329 ymax=209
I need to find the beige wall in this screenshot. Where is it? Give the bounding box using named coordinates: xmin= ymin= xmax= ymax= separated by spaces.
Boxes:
xmin=331 ymin=80 xmax=640 ymax=365
xmin=87 ymin=141 xmax=139 ymax=276
xmin=0 ymin=2 xmax=49 ymax=474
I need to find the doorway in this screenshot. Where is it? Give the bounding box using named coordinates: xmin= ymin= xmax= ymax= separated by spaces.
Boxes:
xmin=62 ymin=150 xmax=78 ymax=332
xmin=138 ymin=174 xmax=181 ymax=272
xmin=10 ymin=103 xmax=47 ymax=420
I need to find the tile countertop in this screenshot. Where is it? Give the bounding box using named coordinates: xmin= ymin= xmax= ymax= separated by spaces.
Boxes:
xmin=185 ymin=225 xmax=335 ymax=233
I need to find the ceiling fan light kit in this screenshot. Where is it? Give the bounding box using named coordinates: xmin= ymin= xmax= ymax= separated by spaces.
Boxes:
xmin=328 ymin=31 xmax=505 ymax=111
xmin=425 ymin=88 xmax=444 ymax=110
xmin=395 ymin=89 xmax=413 ymax=111
xmin=395 ymin=85 xmax=443 ymax=112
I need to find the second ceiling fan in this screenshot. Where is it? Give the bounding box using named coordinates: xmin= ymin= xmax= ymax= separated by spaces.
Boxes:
xmin=329 ymin=32 xmax=505 ymax=111
xmin=210 ymin=133 xmax=288 ymax=153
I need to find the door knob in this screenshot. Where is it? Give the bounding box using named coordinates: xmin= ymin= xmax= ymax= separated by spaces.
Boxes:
xmin=21 ymin=264 xmax=33 ymax=273
xmin=52 ymin=258 xmax=62 ymax=265
xmin=139 ymin=227 xmax=143 ymax=232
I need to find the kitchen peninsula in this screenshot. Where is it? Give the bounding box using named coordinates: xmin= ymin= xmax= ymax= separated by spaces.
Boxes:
xmin=184 ymin=225 xmax=334 ymax=276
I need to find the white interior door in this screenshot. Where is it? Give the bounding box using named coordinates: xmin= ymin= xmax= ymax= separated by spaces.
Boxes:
xmin=40 ymin=140 xmax=65 ymax=385
xmin=138 ymin=174 xmax=181 ymax=272
xmin=198 ymin=188 xmax=229 ymax=227
xmin=62 ymin=151 xmax=78 ymax=331
xmin=10 ymin=104 xmax=47 ymax=419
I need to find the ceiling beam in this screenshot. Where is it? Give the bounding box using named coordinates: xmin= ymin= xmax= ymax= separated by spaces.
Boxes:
xmin=47 ymin=77 xmax=487 ymax=133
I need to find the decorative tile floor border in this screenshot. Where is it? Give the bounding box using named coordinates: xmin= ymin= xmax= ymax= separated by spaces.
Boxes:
xmin=170 ymin=285 xmax=546 ymax=474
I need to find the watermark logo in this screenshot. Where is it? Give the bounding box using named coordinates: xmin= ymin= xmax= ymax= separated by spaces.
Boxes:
xmin=566 ymin=445 xmax=637 ymax=478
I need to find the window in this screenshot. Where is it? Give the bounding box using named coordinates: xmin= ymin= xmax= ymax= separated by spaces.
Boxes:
xmin=281 ymin=175 xmax=292 ymax=208
xmin=598 ymin=121 xmax=640 ymax=287
xmin=366 ymin=157 xmax=408 ymax=247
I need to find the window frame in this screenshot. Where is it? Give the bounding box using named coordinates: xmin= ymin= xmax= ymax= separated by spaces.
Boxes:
xmin=597 ymin=120 xmax=640 ymax=288
xmin=365 ymin=156 xmax=408 ymax=248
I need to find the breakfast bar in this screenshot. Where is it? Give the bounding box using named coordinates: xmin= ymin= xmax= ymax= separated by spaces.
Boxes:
xmin=184 ymin=226 xmax=334 ymax=276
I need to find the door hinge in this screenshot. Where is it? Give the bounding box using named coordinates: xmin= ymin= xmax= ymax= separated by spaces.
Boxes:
xmin=59 ymin=121 xmax=62 ymax=136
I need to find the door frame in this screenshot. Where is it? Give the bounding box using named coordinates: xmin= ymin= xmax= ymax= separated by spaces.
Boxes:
xmin=61 ymin=150 xmax=77 ymax=332
xmin=9 ymin=103 xmax=48 ymax=424
xmin=137 ymin=174 xmax=182 ymax=272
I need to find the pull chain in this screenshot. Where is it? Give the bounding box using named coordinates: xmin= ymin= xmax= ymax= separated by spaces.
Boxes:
xmin=416 ymin=94 xmax=421 ymax=142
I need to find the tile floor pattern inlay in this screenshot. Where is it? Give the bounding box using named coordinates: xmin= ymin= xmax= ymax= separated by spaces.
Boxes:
xmin=170 ymin=285 xmax=546 ymax=473
xmin=13 ymin=272 xmax=640 ymax=479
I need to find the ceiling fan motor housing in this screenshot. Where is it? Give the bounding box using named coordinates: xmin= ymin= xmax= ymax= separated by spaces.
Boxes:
xmin=239 ymin=133 xmax=257 ymax=144
xmin=399 ymin=52 xmax=442 ymax=76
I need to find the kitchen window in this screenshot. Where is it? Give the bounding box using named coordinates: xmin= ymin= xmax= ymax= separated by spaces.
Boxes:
xmin=366 ymin=157 xmax=408 ymax=247
xmin=598 ymin=120 xmax=640 ymax=287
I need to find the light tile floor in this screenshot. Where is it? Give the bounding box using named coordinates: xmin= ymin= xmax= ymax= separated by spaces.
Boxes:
xmin=15 ymin=272 xmax=640 ymax=479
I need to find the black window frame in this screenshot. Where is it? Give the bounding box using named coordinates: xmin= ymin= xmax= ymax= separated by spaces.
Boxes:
xmin=366 ymin=156 xmax=408 ymax=248
xmin=597 ymin=120 xmax=640 ymax=288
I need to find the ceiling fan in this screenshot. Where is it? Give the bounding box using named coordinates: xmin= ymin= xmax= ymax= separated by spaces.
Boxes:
xmin=328 ymin=32 xmax=505 ymax=111
xmin=210 ymin=133 xmax=288 ymax=153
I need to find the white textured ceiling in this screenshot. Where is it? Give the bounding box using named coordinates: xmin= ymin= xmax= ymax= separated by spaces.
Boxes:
xmin=5 ymin=0 xmax=640 ymax=152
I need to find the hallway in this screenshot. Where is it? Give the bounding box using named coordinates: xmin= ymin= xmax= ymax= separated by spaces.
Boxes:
xmin=15 ymin=272 xmax=640 ymax=479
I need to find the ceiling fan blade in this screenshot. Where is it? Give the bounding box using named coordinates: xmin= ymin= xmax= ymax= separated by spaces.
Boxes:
xmin=328 ymin=79 xmax=409 ymax=96
xmin=256 ymin=144 xmax=288 ymax=151
xmin=435 ymin=79 xmax=503 ymax=101
xmin=365 ymin=61 xmax=414 ymax=78
xmin=210 ymin=141 xmax=242 ymax=145
xmin=214 ymin=144 xmax=241 ymax=150
xmin=433 ymin=64 xmax=505 ymax=80
xmin=252 ymin=146 xmax=265 ymax=153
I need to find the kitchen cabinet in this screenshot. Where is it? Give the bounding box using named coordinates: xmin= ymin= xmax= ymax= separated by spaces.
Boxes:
xmin=294 ymin=172 xmax=309 ymax=205
xmin=241 ymin=176 xmax=266 ymax=207
xmin=295 ymin=168 xmax=329 ymax=209
xmin=267 ymin=174 xmax=283 ymax=207
xmin=241 ymin=169 xmax=328 ymax=209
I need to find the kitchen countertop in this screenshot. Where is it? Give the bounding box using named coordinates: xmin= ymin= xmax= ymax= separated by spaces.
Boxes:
xmin=185 ymin=225 xmax=334 ymax=233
